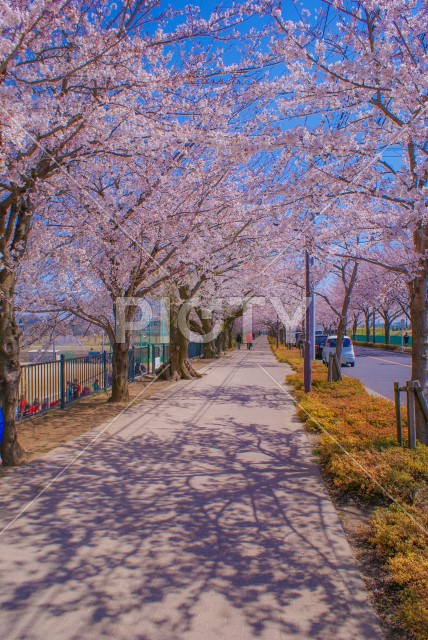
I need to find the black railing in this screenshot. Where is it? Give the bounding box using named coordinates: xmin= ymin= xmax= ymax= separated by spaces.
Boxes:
xmin=17 ymin=341 xmax=205 ymax=421
xmin=188 ymin=341 xmax=204 ymax=359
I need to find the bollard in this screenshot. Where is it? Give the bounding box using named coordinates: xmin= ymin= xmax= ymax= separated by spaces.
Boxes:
xmin=60 ymin=354 xmax=66 ymax=409
xmin=151 ymin=344 xmax=156 ymax=374
xmin=328 ymin=353 xmax=333 ymax=383
xmin=131 ymin=346 xmax=135 ymax=382
xmin=393 ymin=381 xmax=403 ymax=446
xmin=407 ymin=381 xmax=417 ymax=449
xmin=102 ymin=351 xmax=108 ymax=389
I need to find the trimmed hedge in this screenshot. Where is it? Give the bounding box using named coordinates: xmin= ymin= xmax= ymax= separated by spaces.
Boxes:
xmin=270 ymin=340 xmax=428 ymax=640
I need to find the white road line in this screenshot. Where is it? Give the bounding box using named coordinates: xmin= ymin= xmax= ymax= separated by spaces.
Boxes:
xmin=366 ymin=355 xmax=411 ymax=368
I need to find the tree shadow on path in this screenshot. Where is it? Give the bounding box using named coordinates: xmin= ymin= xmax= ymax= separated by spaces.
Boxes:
xmin=0 ymin=382 xmax=382 ymax=640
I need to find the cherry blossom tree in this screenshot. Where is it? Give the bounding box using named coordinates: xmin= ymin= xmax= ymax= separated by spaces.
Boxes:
xmin=21 ymin=127 xmax=272 ymax=391
xmin=262 ymin=0 xmax=428 ymax=442
xmin=0 ymin=0 xmax=272 ymax=464
xmin=1 ymin=0 xmax=159 ymax=463
xmin=316 ymin=258 xmax=359 ymax=354
xmin=350 ymin=263 xmax=410 ymax=344
xmin=350 ymin=266 xmax=378 ymax=342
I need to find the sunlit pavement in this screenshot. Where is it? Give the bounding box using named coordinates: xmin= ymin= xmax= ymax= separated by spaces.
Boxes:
xmin=0 ymin=339 xmax=383 ymax=639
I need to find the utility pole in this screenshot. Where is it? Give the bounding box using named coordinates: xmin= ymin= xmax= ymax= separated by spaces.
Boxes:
xmin=373 ymin=308 xmax=376 ymax=344
xmin=276 ymin=314 xmax=279 ymax=349
xmin=310 ymin=282 xmax=315 ymax=360
xmin=304 ymin=250 xmax=312 ymax=393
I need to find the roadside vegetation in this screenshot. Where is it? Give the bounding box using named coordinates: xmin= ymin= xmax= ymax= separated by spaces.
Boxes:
xmin=352 ymin=341 xmax=411 ymax=353
xmin=270 ymin=341 xmax=428 ymax=640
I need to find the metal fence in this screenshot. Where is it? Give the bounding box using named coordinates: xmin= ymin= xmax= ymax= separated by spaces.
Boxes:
xmin=353 ymin=334 xmax=412 ymax=346
xmin=188 ymin=341 xmax=204 ymax=359
xmin=17 ymin=341 xmax=202 ymax=421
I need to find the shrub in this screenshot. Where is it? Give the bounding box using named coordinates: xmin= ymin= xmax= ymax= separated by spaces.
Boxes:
xmin=389 ymin=553 xmax=428 ymax=638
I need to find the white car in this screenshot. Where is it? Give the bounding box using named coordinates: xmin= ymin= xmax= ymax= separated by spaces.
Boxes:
xmin=322 ymin=335 xmax=355 ymax=367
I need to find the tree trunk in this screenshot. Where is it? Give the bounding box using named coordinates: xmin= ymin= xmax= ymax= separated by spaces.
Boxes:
xmin=177 ymin=326 xmax=202 ymax=380
xmin=336 ymin=315 xmax=347 ymax=362
xmin=227 ymin=321 xmax=234 ymax=349
xmin=384 ymin=315 xmax=390 ymax=346
xmin=203 ymin=340 xmax=218 ymax=359
xmin=409 ymin=273 xmax=428 ymax=445
xmin=162 ymin=339 xmax=180 ymax=381
xmin=215 ymin=329 xmax=226 ymax=354
xmin=220 ymin=317 xmax=235 ymax=351
xmin=0 ymin=272 xmax=24 ymax=465
xmin=159 ymin=299 xmax=202 ymax=381
xmin=364 ymin=309 xmax=371 ymax=342
xmin=109 ymin=341 xmax=130 ymax=402
xmin=335 ymin=263 xmax=358 ymax=361
xmin=200 ymin=317 xmax=218 ymax=359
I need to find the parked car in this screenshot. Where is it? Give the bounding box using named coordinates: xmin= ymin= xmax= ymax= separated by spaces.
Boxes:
xmin=322 ymin=335 xmax=355 ymax=367
xmin=315 ymin=334 xmax=328 ymax=359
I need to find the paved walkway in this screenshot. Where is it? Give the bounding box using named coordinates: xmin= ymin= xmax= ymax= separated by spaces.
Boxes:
xmin=0 ymin=339 xmax=383 ymax=640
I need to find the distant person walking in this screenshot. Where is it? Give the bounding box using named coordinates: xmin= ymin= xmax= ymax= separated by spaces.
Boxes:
xmin=246 ymin=332 xmax=253 ymax=350
xmin=236 ymin=333 xmax=242 ymax=350
xmin=404 ymin=332 xmax=410 ymax=347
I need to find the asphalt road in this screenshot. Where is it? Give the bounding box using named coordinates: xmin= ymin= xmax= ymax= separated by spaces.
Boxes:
xmin=344 ymin=346 xmax=411 ymax=401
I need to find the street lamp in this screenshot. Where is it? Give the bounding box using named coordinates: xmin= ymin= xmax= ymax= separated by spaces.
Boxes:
xmin=292 ymin=220 xmax=315 ymax=393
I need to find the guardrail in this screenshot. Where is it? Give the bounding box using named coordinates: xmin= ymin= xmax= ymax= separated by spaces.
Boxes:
xmin=17 ymin=341 xmax=203 ymax=421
